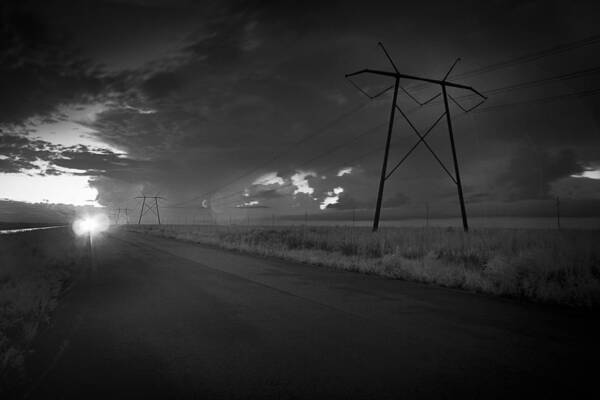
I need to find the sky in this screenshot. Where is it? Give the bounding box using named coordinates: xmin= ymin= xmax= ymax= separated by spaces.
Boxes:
xmin=1 ymin=0 xmax=600 ymax=223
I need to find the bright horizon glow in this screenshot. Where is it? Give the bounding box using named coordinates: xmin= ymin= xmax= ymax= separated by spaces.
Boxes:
xmin=572 ymin=169 xmax=600 ymax=180
xmin=0 ymin=172 xmax=100 ymax=206
xmin=72 ymin=214 xmax=110 ymax=236
xmin=25 ymin=103 xmax=127 ymax=155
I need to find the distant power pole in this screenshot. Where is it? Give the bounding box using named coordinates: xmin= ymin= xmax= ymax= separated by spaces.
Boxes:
xmin=135 ymin=196 xmax=165 ymax=225
xmin=346 ymin=42 xmax=487 ymax=232
xmin=556 ymin=197 xmax=561 ymax=230
xmin=113 ymin=208 xmax=131 ymax=225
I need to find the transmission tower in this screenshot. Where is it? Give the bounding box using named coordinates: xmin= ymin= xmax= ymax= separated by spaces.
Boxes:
xmin=346 ymin=42 xmax=487 ymax=232
xmin=112 ymin=208 xmax=131 ymax=225
xmin=135 ymin=196 xmax=165 ymax=224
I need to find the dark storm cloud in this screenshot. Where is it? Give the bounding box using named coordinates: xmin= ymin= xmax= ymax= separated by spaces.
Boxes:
xmin=0 ymin=199 xmax=95 ymax=223
xmin=497 ymin=147 xmax=585 ymax=200
xmin=53 ymin=148 xmax=139 ymax=175
xmin=246 ymin=188 xmax=287 ymax=201
xmin=0 ymin=133 xmax=58 ymax=171
xmin=235 ymin=203 xmax=269 ymax=209
xmin=1 ymin=0 xmax=600 ymax=218
xmin=326 ymin=193 xmax=369 ymax=210
xmin=0 ymin=1 xmax=110 ymax=123
xmin=383 ymin=192 xmax=411 ymax=208
xmin=0 ymin=131 xmax=150 ymax=189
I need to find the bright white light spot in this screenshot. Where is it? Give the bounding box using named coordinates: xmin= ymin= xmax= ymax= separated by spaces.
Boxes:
xmin=72 ymin=214 xmax=110 ymax=236
xmin=0 ymin=173 xmax=100 ymax=206
xmin=320 ymin=187 xmax=344 ymax=210
xmin=291 ymin=170 xmax=316 ymax=195
xmin=337 ymin=167 xmax=353 ymax=177
xmin=572 ymin=169 xmax=600 ymax=180
xmin=253 ymin=172 xmax=285 ymax=186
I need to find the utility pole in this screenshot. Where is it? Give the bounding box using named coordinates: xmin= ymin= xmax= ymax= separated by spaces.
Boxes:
xmin=137 ymin=197 xmax=145 ymax=224
xmin=556 ymin=197 xmax=561 ymax=230
xmin=425 ymin=202 xmax=430 ymax=228
xmin=373 ymin=77 xmax=400 ymax=232
xmin=346 ymin=42 xmax=486 ymax=232
xmin=135 ymin=196 xmax=165 ymax=225
xmin=442 ymin=84 xmax=468 ymax=232
xmin=112 ymin=208 xmax=131 ymax=225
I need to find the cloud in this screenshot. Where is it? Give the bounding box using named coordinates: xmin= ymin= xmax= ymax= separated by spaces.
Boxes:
xmin=253 ymin=172 xmax=286 ymax=186
xmin=236 ymin=200 xmax=268 ymax=209
xmin=497 ymin=147 xmax=585 ymax=200
xmin=0 ymin=3 xmax=118 ymax=124
xmin=291 ymin=170 xmax=317 ymax=195
xmin=246 ymin=188 xmax=287 ymax=201
xmin=337 ymin=167 xmax=353 ymax=177
xmin=320 ymin=186 xmax=344 ymax=210
xmin=326 ymin=192 xmax=370 ymax=210
xmin=383 ymin=192 xmax=410 ymax=208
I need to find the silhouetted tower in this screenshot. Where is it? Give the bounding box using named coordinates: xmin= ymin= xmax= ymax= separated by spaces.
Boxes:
xmin=346 ymin=42 xmax=486 ymax=232
xmin=113 ymin=208 xmax=131 ymax=225
xmin=135 ymin=196 xmax=165 ymax=224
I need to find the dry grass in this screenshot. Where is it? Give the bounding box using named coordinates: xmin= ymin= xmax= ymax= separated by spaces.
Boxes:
xmin=0 ymin=227 xmax=86 ymax=391
xmin=126 ymin=224 xmax=600 ymax=307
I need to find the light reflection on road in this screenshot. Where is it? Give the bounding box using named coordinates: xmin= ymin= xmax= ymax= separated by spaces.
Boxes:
xmin=0 ymin=226 xmax=65 ymax=235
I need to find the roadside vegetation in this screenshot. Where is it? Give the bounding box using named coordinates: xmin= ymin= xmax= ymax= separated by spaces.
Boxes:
xmin=126 ymin=224 xmax=600 ymax=307
xmin=0 ymin=227 xmax=86 ymax=392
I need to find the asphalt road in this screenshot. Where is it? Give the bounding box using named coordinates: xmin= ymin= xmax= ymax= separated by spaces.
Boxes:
xmin=22 ymin=229 xmax=600 ymax=399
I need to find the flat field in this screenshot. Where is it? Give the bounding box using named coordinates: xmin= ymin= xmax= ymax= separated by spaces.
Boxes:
xmin=126 ymin=224 xmax=600 ymax=307
xmin=0 ymin=227 xmax=87 ymax=391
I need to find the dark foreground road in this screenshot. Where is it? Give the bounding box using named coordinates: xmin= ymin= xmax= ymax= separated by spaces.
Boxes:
xmin=20 ymin=229 xmax=600 ymax=399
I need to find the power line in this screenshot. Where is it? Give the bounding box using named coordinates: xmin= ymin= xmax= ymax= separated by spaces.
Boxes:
xmin=471 ymin=87 xmax=600 ymax=113
xmin=206 ymin=122 xmax=389 ymax=205
xmin=166 ymin=37 xmax=600 ymax=214
xmin=402 ymin=64 xmax=600 ymax=112
xmin=169 ymin=101 xmax=371 ymax=207
xmin=460 ymin=65 xmax=600 ymax=98
xmin=173 ymin=85 xmax=600 ymax=211
xmin=206 ymin=84 xmax=600 ymax=211
xmin=135 ymin=196 xmax=165 ymax=224
xmin=452 ymin=33 xmax=600 ymax=80
xmin=407 ymin=32 xmax=600 ymax=91
xmin=206 ymin=93 xmax=476 ymax=209
xmin=345 ymin=42 xmax=486 ymax=232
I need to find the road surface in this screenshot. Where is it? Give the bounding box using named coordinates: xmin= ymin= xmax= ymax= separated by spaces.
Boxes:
xmin=22 ymin=228 xmax=600 ymax=399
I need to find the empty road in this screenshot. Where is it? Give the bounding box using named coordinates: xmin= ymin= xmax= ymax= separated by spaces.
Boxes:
xmin=22 ymin=229 xmax=600 ymax=399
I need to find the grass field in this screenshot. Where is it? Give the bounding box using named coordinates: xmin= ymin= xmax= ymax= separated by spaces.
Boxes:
xmin=0 ymin=227 xmax=87 ymax=391
xmin=126 ymin=224 xmax=600 ymax=307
